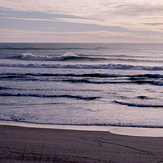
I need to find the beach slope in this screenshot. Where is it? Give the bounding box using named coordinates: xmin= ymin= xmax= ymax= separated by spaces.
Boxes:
xmin=0 ymin=125 xmax=163 ymax=163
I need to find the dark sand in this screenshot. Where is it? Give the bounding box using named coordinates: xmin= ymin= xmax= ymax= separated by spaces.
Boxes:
xmin=0 ymin=125 xmax=163 ymax=163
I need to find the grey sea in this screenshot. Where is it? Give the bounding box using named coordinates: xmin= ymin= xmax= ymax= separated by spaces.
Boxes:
xmin=0 ymin=43 xmax=163 ymax=128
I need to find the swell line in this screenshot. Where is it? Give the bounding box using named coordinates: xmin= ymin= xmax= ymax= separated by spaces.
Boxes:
xmin=1 ymin=73 xmax=163 ymax=86
xmin=0 ymin=93 xmax=99 ymax=101
xmin=114 ymin=100 xmax=163 ymax=108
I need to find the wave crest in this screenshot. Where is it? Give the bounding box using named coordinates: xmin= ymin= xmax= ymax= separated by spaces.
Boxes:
xmin=1 ymin=61 xmax=163 ymax=71
xmin=20 ymin=52 xmax=105 ymax=61
xmin=21 ymin=53 xmax=61 ymax=61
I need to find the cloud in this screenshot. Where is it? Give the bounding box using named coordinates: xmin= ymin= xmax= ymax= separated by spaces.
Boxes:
xmin=1 ymin=0 xmax=163 ymax=28
xmin=0 ymin=0 xmax=162 ymax=18
xmin=145 ymin=23 xmax=163 ymax=26
xmin=0 ymin=16 xmax=55 ymax=22
xmin=0 ymin=14 xmax=135 ymax=33
xmin=0 ymin=28 xmax=120 ymax=42
xmin=0 ymin=12 xmax=9 ymax=15
xmin=1 ymin=0 xmax=163 ymax=17
xmin=112 ymin=2 xmax=163 ymax=17
xmin=1 ymin=27 xmax=163 ymax=43
xmin=1 ymin=0 xmax=163 ymax=42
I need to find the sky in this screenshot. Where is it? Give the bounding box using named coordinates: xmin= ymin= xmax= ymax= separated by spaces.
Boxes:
xmin=0 ymin=0 xmax=163 ymax=43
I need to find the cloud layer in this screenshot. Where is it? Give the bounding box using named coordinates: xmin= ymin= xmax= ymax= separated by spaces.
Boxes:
xmin=0 ymin=0 xmax=163 ymax=42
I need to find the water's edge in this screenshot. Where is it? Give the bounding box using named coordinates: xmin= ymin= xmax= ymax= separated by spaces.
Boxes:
xmin=0 ymin=121 xmax=163 ymax=137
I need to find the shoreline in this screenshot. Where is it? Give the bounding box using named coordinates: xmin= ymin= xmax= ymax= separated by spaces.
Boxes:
xmin=1 ymin=121 xmax=163 ymax=137
xmin=1 ymin=124 xmax=163 ymax=162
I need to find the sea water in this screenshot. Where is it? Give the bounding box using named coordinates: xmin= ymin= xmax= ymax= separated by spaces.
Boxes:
xmin=0 ymin=43 xmax=163 ymax=128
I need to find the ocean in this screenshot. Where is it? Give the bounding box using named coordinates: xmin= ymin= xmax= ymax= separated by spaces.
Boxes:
xmin=0 ymin=43 xmax=163 ymax=128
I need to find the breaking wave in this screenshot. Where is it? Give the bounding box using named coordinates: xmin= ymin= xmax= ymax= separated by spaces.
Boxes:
xmin=20 ymin=52 xmax=105 ymax=61
xmin=1 ymin=61 xmax=163 ymax=70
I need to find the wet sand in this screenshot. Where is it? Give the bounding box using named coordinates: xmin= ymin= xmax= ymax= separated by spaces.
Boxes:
xmin=0 ymin=125 xmax=163 ymax=163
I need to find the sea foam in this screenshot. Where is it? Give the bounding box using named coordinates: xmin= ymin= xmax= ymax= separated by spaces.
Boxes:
xmin=1 ymin=61 xmax=163 ymax=71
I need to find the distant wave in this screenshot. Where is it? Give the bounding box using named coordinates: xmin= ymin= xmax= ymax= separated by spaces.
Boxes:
xmin=0 ymin=93 xmax=99 ymax=101
xmin=129 ymin=74 xmax=163 ymax=86
xmin=64 ymin=79 xmax=128 ymax=84
xmin=1 ymin=73 xmax=162 ymax=78
xmin=20 ymin=52 xmax=106 ymax=61
xmin=1 ymin=47 xmax=44 ymax=50
xmin=21 ymin=53 xmax=64 ymax=61
xmin=0 ymin=86 xmax=15 ymax=90
xmin=114 ymin=100 xmax=163 ymax=108
xmin=0 ymin=72 xmax=122 ymax=78
xmin=64 ymin=79 xmax=163 ymax=86
xmin=0 ymin=46 xmax=104 ymax=51
xmin=131 ymin=74 xmax=163 ymax=78
xmin=1 ymin=61 xmax=163 ymax=71
xmin=8 ymin=53 xmax=160 ymax=63
xmin=1 ymin=73 xmax=163 ymax=86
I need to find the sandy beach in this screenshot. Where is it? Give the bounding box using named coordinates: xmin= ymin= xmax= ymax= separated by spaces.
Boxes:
xmin=0 ymin=125 xmax=163 ymax=163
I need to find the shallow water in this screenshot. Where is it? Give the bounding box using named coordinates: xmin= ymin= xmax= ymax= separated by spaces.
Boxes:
xmin=0 ymin=43 xmax=163 ymax=128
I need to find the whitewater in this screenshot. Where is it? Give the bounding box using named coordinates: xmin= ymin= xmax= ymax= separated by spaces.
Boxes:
xmin=0 ymin=43 xmax=163 ymax=128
